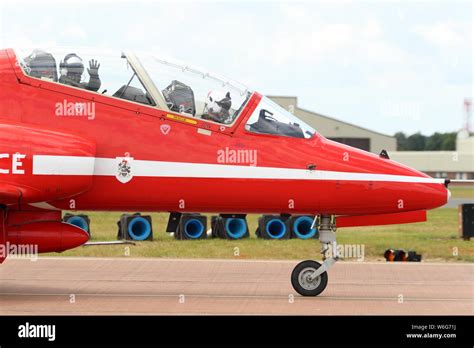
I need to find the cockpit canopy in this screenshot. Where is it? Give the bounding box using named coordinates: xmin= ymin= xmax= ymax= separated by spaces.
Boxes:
xmin=14 ymin=47 xmax=315 ymax=138
xmin=136 ymin=54 xmax=251 ymax=125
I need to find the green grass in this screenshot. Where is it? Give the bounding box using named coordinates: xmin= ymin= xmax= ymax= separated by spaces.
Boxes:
xmin=449 ymin=186 xmax=474 ymax=199
xmin=48 ymin=209 xmax=473 ymax=262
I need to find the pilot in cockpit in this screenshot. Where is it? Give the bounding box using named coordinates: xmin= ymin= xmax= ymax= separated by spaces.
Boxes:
xmin=23 ymin=49 xmax=59 ymax=82
xmin=162 ymin=80 xmax=196 ymax=116
xmin=59 ymin=53 xmax=101 ymax=92
xmin=202 ymin=90 xmax=233 ymax=124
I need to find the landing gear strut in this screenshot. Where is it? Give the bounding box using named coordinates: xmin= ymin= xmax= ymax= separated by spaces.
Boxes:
xmin=291 ymin=215 xmax=338 ymax=296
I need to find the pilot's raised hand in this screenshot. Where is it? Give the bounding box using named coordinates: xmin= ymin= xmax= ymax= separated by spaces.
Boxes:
xmin=87 ymin=59 xmax=100 ymax=77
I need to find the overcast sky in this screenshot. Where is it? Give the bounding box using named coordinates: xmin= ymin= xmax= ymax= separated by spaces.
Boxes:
xmin=0 ymin=0 xmax=472 ymax=136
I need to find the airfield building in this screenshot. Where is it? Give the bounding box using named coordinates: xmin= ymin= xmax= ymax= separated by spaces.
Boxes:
xmin=268 ymin=96 xmax=397 ymax=153
xmin=269 ymin=96 xmax=474 ymax=179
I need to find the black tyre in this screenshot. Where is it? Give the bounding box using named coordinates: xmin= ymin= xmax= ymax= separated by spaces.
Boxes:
xmin=291 ymin=260 xmax=328 ymax=297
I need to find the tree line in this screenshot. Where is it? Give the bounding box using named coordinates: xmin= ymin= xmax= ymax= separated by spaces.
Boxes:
xmin=394 ymin=132 xmax=457 ymax=151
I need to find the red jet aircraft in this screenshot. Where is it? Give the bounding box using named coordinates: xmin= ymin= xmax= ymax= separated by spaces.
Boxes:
xmin=0 ymin=47 xmax=465 ymax=296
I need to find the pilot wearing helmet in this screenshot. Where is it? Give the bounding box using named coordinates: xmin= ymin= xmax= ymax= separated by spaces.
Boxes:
xmin=59 ymin=53 xmax=101 ymax=92
xmin=23 ymin=49 xmax=59 ymax=82
xmin=202 ymin=90 xmax=233 ymax=124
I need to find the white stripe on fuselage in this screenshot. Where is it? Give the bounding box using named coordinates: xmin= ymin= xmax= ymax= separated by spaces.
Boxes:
xmin=32 ymin=155 xmax=445 ymax=184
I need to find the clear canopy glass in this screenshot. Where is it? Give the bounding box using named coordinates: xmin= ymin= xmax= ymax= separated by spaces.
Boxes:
xmin=246 ymin=97 xmax=316 ymax=139
xmin=14 ymin=47 xmax=315 ymax=137
xmin=135 ymin=54 xmax=251 ymax=124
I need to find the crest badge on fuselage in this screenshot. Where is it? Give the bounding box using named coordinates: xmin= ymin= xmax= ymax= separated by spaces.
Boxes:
xmin=115 ymin=157 xmax=134 ymax=184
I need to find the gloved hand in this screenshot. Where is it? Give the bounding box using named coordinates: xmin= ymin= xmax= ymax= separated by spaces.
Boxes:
xmin=87 ymin=59 xmax=100 ymax=77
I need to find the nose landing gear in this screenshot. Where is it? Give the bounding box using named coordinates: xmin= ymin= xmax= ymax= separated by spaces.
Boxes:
xmin=291 ymin=215 xmax=338 ymax=297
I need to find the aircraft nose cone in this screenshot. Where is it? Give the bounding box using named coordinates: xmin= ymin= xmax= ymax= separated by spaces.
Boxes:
xmin=421 ymin=182 xmax=450 ymax=210
xmin=62 ymin=227 xmax=90 ymax=250
xmin=378 ymin=157 xmax=449 ymax=210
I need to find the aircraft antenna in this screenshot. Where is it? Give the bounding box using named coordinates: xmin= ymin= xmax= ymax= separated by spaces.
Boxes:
xmin=464 ymin=98 xmax=472 ymax=133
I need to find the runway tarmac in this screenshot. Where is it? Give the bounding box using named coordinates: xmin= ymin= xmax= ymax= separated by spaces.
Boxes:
xmin=444 ymin=198 xmax=474 ymax=208
xmin=0 ymin=257 xmax=472 ymax=315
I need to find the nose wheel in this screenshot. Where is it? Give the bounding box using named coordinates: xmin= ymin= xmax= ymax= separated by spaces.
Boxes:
xmin=291 ymin=215 xmax=338 ymax=297
xmin=291 ymin=260 xmax=328 ymax=297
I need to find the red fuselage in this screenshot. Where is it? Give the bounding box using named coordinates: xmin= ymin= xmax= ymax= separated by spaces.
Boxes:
xmin=0 ymin=48 xmax=447 ymax=222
